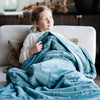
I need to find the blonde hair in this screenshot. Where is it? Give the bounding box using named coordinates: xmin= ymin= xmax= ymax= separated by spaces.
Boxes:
xmin=30 ymin=6 xmax=52 ymax=24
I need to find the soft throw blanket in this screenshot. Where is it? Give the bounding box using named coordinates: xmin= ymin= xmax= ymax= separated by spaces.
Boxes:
xmin=0 ymin=32 xmax=100 ymax=100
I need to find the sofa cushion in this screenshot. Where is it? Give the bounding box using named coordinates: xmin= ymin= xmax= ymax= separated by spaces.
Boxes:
xmin=0 ymin=66 xmax=12 ymax=85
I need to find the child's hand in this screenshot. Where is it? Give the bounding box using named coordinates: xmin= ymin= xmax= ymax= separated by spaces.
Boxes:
xmin=29 ymin=41 xmax=43 ymax=57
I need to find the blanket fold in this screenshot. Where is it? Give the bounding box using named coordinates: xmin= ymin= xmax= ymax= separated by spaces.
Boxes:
xmin=0 ymin=31 xmax=100 ymax=100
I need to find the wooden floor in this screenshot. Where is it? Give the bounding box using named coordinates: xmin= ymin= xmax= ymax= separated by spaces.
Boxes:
xmin=94 ymin=74 xmax=100 ymax=87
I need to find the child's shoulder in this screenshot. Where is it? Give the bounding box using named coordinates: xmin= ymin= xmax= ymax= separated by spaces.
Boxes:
xmin=26 ymin=31 xmax=43 ymax=40
xmin=27 ymin=32 xmax=40 ymax=37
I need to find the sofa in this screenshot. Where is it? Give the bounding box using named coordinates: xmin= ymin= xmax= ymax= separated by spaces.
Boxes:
xmin=0 ymin=25 xmax=96 ymax=86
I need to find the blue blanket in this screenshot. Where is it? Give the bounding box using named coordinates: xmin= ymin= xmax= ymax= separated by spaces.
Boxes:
xmin=0 ymin=32 xmax=100 ymax=100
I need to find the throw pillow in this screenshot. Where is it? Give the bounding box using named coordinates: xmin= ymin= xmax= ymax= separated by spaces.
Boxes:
xmin=8 ymin=40 xmax=23 ymax=68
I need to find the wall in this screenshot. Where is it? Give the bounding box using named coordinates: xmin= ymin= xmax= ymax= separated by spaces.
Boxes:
xmin=0 ymin=0 xmax=63 ymax=12
xmin=98 ymin=0 xmax=100 ymax=13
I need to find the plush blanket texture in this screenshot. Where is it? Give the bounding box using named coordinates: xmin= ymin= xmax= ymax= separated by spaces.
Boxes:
xmin=0 ymin=32 xmax=100 ymax=100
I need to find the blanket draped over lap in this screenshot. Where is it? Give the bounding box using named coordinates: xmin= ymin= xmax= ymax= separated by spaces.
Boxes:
xmin=0 ymin=32 xmax=100 ymax=100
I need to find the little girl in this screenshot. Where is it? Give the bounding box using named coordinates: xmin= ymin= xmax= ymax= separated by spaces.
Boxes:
xmin=19 ymin=6 xmax=54 ymax=64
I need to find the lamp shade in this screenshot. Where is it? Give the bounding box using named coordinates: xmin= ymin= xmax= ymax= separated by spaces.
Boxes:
xmin=0 ymin=0 xmax=20 ymax=11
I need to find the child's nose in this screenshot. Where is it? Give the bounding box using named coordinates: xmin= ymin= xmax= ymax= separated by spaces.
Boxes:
xmin=47 ymin=19 xmax=51 ymax=23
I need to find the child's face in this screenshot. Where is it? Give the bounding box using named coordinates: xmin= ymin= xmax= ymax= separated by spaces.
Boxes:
xmin=36 ymin=10 xmax=54 ymax=33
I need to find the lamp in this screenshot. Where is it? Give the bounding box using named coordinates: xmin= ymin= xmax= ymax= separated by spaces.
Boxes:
xmin=0 ymin=0 xmax=20 ymax=11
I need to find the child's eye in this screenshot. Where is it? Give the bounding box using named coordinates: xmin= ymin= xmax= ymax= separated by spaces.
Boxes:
xmin=40 ymin=18 xmax=46 ymax=21
xmin=42 ymin=18 xmax=46 ymax=21
xmin=41 ymin=16 xmax=53 ymax=22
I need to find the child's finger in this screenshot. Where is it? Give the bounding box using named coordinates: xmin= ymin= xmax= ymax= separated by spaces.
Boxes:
xmin=38 ymin=41 xmax=42 ymax=44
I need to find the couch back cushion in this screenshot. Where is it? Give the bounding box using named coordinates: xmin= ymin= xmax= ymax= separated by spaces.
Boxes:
xmin=0 ymin=25 xmax=96 ymax=66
